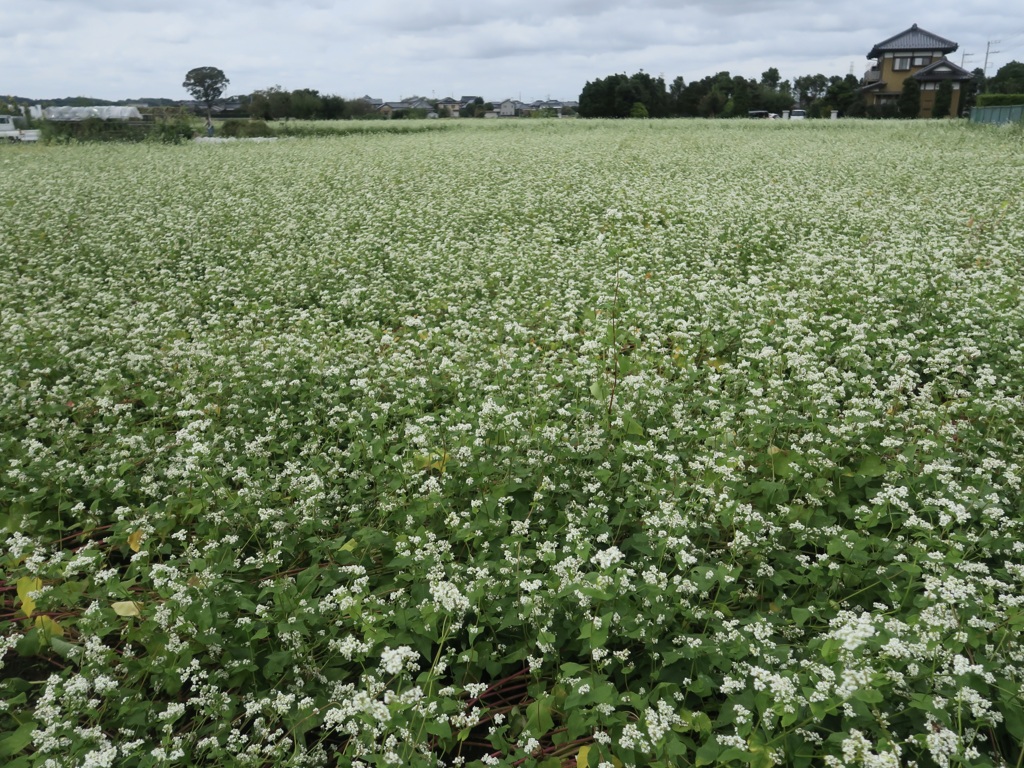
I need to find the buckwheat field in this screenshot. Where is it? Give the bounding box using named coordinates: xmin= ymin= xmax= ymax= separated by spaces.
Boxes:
xmin=2 ymin=119 xmax=1024 ymax=768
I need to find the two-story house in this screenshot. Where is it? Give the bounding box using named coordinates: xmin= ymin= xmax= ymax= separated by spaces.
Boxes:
xmin=860 ymin=23 xmax=973 ymax=117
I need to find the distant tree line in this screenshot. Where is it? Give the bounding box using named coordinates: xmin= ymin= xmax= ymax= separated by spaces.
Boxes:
xmin=245 ymin=87 xmax=380 ymax=120
xmin=985 ymin=61 xmax=1024 ymax=95
xmin=579 ymin=68 xmax=864 ymax=118
xmin=579 ymin=60 xmax=1024 ymax=119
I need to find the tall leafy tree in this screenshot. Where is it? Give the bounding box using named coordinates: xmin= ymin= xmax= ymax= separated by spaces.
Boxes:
xmin=988 ymin=61 xmax=1024 ymax=94
xmin=669 ymin=76 xmax=687 ymax=116
xmin=899 ymin=77 xmax=921 ymax=118
xmin=960 ymin=68 xmax=986 ymax=115
xmin=182 ymin=67 xmax=230 ymax=120
xmin=760 ymin=68 xmax=781 ymax=90
xmin=579 ymin=72 xmax=667 ymax=118
xmin=290 ymin=89 xmax=323 ymax=120
xmin=931 ymin=80 xmax=953 ymax=118
xmin=818 ymin=74 xmax=861 ymax=117
xmin=320 ymin=95 xmax=348 ymax=120
xmin=727 ymin=75 xmax=753 ymax=116
xmin=793 ymin=74 xmax=828 ymax=107
xmin=698 ymin=89 xmax=727 ymax=117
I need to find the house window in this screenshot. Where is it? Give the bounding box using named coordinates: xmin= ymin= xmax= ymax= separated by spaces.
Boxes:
xmin=893 ymin=58 xmax=911 ymax=71
xmin=912 ymin=56 xmax=931 ymax=66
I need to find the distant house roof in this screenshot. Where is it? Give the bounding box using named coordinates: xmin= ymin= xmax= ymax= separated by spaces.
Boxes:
xmin=868 ymin=24 xmax=958 ymax=59
xmin=858 ymin=80 xmax=888 ymax=93
xmin=913 ymin=58 xmax=973 ymax=81
xmin=528 ymin=100 xmax=565 ymax=110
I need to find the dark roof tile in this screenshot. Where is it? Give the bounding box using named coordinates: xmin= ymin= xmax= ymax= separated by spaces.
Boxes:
xmin=912 ymin=58 xmax=973 ymax=81
xmin=868 ymin=24 xmax=958 ymax=58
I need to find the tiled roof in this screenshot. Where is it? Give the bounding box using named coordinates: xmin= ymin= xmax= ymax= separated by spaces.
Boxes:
xmin=912 ymin=58 xmax=973 ymax=81
xmin=868 ymin=24 xmax=958 ymax=58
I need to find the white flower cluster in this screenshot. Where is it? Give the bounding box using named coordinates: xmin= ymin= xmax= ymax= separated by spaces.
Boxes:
xmin=2 ymin=118 xmax=1023 ymax=767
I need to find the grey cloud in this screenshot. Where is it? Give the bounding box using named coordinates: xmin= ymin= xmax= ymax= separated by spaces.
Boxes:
xmin=5 ymin=1 xmax=1022 ymax=101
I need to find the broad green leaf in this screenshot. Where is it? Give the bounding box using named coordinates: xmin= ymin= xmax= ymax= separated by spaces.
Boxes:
xmin=857 ymin=455 xmax=886 ymax=478
xmin=560 ymin=662 xmax=588 ymax=676
xmin=35 ymin=615 xmax=64 ymax=638
xmin=16 ymin=577 xmax=41 ymax=618
xmin=0 ymin=720 xmax=36 ymax=758
xmin=771 ymin=451 xmax=793 ymax=479
xmin=526 ymin=697 xmax=555 ymax=736
xmin=48 ymin=636 xmax=78 ymax=660
xmin=695 ymin=741 xmax=721 ymax=766
xmin=792 ymin=607 xmax=812 ymax=626
xmin=624 ymin=416 xmax=644 ymax=436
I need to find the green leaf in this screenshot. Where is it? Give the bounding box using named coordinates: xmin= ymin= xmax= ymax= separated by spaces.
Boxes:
xmin=856 ymin=455 xmax=886 ymax=478
xmin=695 ymin=741 xmax=721 ymax=766
xmin=792 ymin=607 xmax=811 ymax=626
xmin=15 ymin=628 xmax=41 ymax=657
xmin=855 ymin=687 xmax=884 ymax=704
xmin=624 ymin=416 xmax=644 ymax=437
xmin=48 ymin=636 xmax=78 ymax=661
xmin=0 ymin=721 xmax=36 ymax=758
xmin=771 ymin=451 xmax=793 ymax=479
xmin=526 ymin=697 xmax=555 ymax=736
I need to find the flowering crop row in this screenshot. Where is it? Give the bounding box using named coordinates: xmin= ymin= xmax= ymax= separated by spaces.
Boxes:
xmin=2 ymin=119 xmax=1023 ymax=767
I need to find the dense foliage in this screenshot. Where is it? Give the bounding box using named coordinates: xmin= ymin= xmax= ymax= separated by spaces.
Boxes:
xmin=578 ymin=70 xmax=863 ymax=118
xmin=2 ymin=119 xmax=1024 ymax=768
xmin=976 ymin=93 xmax=1024 ymax=108
xmin=246 ymin=88 xmax=371 ymax=122
xmin=987 ymin=61 xmax=1024 ymax=96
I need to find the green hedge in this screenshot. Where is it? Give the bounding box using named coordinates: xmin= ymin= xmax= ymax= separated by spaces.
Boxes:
xmin=218 ymin=119 xmax=274 ymax=138
xmin=977 ymin=93 xmax=1024 ymax=107
xmin=40 ymin=116 xmax=194 ymax=144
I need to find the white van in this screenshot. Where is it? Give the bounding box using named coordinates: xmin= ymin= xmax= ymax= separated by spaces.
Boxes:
xmin=789 ymin=109 xmax=807 ymax=120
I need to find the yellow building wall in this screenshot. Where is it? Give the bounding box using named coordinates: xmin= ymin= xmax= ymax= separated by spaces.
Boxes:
xmin=866 ymin=52 xmax=963 ymax=117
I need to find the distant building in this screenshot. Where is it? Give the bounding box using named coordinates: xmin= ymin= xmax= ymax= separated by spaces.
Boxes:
xmin=859 ymin=24 xmax=973 ymax=117
xmin=376 ymin=102 xmax=413 ymax=118
xmin=435 ymin=97 xmax=461 ymax=117
xmin=499 ymin=99 xmax=523 ymax=117
xmin=521 ymin=99 xmax=572 ymax=117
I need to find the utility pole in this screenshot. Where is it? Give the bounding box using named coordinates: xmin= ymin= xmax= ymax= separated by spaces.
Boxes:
xmin=982 ymin=40 xmax=1002 ymax=86
xmin=960 ymin=51 xmax=973 ymax=68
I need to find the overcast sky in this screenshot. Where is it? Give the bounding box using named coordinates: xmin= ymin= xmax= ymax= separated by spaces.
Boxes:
xmin=5 ymin=1 xmax=1022 ymax=102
